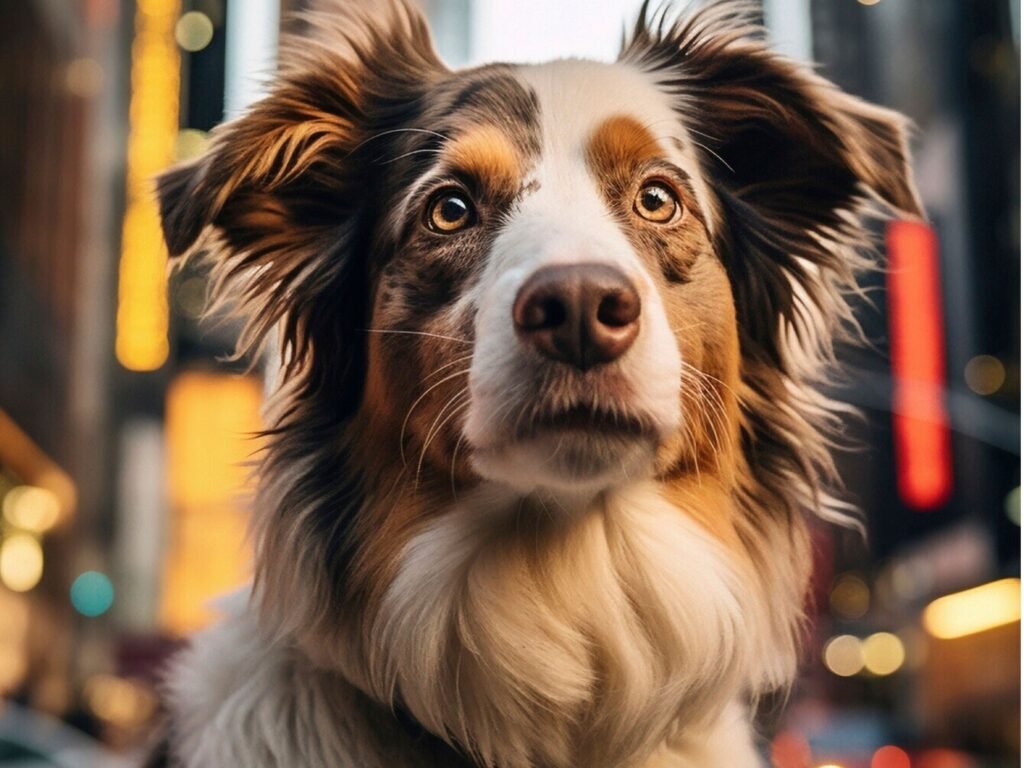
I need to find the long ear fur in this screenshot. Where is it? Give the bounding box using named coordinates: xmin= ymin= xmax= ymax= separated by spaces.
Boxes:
xmin=622 ymin=1 xmax=922 ymax=691
xmin=156 ymin=0 xmax=445 ymax=376
xmin=154 ymin=1 xmax=447 ymax=644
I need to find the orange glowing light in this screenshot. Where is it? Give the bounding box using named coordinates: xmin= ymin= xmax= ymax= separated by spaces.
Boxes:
xmin=771 ymin=730 xmax=812 ymax=768
xmin=923 ymin=578 xmax=1021 ymax=639
xmin=886 ymin=220 xmax=952 ymax=510
xmin=871 ymin=745 xmax=911 ymax=768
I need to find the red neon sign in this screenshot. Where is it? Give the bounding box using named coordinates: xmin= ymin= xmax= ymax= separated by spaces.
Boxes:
xmin=886 ymin=220 xmax=952 ymax=510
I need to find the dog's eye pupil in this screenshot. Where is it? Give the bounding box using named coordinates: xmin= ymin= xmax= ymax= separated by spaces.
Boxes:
xmin=441 ymin=197 xmax=467 ymax=221
xmin=634 ymin=182 xmax=680 ymax=223
xmin=429 ymin=192 xmax=474 ymax=233
xmin=642 ymin=189 xmax=666 ymax=211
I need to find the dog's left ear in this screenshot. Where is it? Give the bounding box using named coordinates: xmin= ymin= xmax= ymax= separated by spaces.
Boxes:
xmin=622 ymin=2 xmax=923 ymax=365
xmin=155 ymin=1 xmax=446 ymax=365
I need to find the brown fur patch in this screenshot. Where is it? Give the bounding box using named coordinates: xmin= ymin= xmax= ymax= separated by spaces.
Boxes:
xmin=587 ymin=115 xmax=663 ymax=172
xmin=446 ymin=125 xmax=522 ymax=190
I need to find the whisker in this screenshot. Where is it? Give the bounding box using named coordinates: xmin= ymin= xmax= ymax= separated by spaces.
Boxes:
xmin=677 ymin=383 xmax=705 ymax=485
xmin=364 ymin=328 xmax=472 ymax=345
xmin=672 ymin=322 xmax=704 ymax=334
xmin=416 ymin=392 xmax=471 ymax=487
xmin=684 ymin=125 xmax=725 ymax=144
xmin=680 ymin=366 xmax=730 ymax=476
xmin=690 ymin=139 xmax=735 ymax=174
xmin=347 ymin=127 xmax=448 ymax=158
xmin=399 ymin=369 xmax=472 ymax=467
xmin=450 ymin=432 xmax=467 ymax=500
xmin=680 ymin=358 xmax=739 ymax=399
xmin=422 ymin=354 xmax=474 ymax=382
xmin=374 ymin=147 xmax=444 ymax=165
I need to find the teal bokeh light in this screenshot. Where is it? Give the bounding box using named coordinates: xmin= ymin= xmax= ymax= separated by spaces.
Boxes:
xmin=70 ymin=571 xmax=114 ymax=617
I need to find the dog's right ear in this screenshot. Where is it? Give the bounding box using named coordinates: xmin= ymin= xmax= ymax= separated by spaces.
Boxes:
xmin=155 ymin=1 xmax=445 ymax=352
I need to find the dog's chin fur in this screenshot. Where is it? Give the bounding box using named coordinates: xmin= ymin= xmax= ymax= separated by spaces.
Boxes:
xmin=154 ymin=0 xmax=922 ymax=765
xmin=470 ymin=434 xmax=660 ymax=493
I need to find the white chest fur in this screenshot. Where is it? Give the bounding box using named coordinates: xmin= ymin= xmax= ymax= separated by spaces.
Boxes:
xmin=366 ymin=482 xmax=761 ymax=768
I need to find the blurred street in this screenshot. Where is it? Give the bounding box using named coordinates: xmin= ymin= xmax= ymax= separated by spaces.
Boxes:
xmin=0 ymin=1 xmax=1019 ymax=766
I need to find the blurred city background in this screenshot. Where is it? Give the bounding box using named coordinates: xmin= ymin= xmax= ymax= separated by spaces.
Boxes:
xmin=0 ymin=0 xmax=1018 ymax=766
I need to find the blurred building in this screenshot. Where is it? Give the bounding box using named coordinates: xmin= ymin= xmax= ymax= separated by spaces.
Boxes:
xmin=0 ymin=0 xmax=1018 ymax=763
xmin=0 ymin=0 xmax=128 ymax=728
xmin=798 ymin=1 xmax=1021 ymax=764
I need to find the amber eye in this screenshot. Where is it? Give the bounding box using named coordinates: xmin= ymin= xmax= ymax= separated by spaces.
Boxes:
xmin=634 ymin=181 xmax=681 ymax=224
xmin=428 ymin=190 xmax=475 ymax=233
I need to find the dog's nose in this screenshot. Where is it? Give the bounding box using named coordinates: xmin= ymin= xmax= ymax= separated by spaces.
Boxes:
xmin=512 ymin=263 xmax=641 ymax=370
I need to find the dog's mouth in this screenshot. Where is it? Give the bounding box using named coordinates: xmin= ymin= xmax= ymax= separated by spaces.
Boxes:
xmin=464 ymin=363 xmax=675 ymax=490
xmin=467 ymin=399 xmax=662 ymax=490
xmin=515 ymin=404 xmax=656 ymax=441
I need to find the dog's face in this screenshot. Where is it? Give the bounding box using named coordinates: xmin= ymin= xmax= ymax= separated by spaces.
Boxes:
xmin=158 ymin=3 xmax=921 ymax=765
xmin=157 ymin=4 xmax=918 ymax=512
xmin=363 ymin=59 xmax=735 ymax=498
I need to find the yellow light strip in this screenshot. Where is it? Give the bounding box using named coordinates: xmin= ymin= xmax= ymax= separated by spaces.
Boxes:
xmin=160 ymin=372 xmax=262 ymax=633
xmin=115 ymin=0 xmax=182 ymax=371
xmin=923 ymin=578 xmax=1021 ymax=639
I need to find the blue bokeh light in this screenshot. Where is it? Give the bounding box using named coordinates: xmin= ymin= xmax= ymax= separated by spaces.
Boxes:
xmin=70 ymin=571 xmax=114 ymax=617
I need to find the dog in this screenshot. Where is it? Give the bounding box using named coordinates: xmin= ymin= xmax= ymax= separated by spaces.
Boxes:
xmin=152 ymin=1 xmax=921 ymax=765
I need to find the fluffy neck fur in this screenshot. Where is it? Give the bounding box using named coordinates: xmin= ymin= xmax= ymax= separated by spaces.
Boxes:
xmin=366 ymin=482 xmax=753 ymax=768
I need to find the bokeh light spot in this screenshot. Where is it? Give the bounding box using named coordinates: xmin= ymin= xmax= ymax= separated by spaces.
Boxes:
xmin=3 ymin=486 xmax=61 ymax=533
xmin=65 ymin=57 xmax=104 ymax=98
xmin=84 ymin=674 xmax=158 ymax=728
xmin=823 ymin=634 xmax=864 ymax=677
xmin=771 ymin=730 xmax=812 ymax=768
xmin=830 ymin=573 xmax=870 ymax=619
xmin=174 ymin=276 xmax=208 ymax=318
xmin=898 ymin=627 xmax=929 ymax=670
xmin=917 ymin=749 xmax=974 ymax=768
xmin=1005 ymin=485 xmax=1020 ymax=526
xmin=71 ymin=571 xmax=115 ymax=617
xmin=0 ymin=534 xmax=44 ymax=593
xmin=175 ymin=11 xmax=214 ymax=52
xmin=862 ymin=632 xmax=906 ymax=676
xmin=964 ymin=354 xmax=1005 ymax=395
xmin=872 ymin=745 xmax=911 ymax=768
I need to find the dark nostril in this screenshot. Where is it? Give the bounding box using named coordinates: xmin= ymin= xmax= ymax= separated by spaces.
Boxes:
xmin=597 ymin=289 xmax=641 ymax=328
xmin=513 ymin=263 xmax=642 ymax=370
xmin=518 ymin=296 xmax=567 ymax=331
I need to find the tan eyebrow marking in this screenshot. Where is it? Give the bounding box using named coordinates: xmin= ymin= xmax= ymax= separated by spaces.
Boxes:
xmin=446 ymin=124 xmax=522 ymax=188
xmin=586 ymin=115 xmax=664 ymax=178
xmin=586 ymin=114 xmax=707 ymax=230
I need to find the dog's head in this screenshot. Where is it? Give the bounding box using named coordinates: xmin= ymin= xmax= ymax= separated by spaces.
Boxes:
xmin=158 ymin=2 xmax=920 ymax=765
